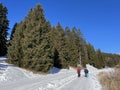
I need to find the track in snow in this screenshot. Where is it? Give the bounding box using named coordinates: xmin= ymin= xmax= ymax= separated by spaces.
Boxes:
xmin=0 ymin=57 xmax=103 ymax=90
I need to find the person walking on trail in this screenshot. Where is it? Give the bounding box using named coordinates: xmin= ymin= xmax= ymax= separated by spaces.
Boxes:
xmin=77 ymin=67 xmax=81 ymax=77
xmin=84 ymin=68 xmax=89 ymax=78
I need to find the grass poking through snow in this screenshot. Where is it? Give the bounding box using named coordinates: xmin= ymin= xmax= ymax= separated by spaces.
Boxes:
xmin=98 ymin=65 xmax=120 ymax=90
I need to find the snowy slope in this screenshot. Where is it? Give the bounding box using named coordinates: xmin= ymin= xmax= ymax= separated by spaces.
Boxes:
xmin=0 ymin=57 xmax=113 ymax=90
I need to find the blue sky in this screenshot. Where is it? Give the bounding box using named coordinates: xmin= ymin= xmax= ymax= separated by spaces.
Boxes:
xmin=0 ymin=0 xmax=120 ymax=54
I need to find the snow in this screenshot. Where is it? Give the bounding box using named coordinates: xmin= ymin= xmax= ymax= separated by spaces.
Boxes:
xmin=0 ymin=57 xmax=114 ymax=90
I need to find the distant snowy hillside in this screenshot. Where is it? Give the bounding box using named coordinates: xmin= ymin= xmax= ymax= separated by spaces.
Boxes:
xmin=0 ymin=57 xmax=113 ymax=90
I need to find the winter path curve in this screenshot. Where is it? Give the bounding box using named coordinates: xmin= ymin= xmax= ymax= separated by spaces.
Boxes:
xmin=0 ymin=57 xmax=103 ymax=90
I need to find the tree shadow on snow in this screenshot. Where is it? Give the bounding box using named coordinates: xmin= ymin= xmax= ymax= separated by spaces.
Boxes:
xmin=0 ymin=63 xmax=13 ymax=70
xmin=0 ymin=57 xmax=14 ymax=71
xmin=48 ymin=67 xmax=61 ymax=74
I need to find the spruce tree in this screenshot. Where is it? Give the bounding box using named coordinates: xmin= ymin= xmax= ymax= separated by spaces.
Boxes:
xmin=96 ymin=49 xmax=105 ymax=68
xmin=49 ymin=27 xmax=60 ymax=68
xmin=81 ymin=45 xmax=89 ymax=67
xmin=65 ymin=27 xmax=79 ymax=67
xmin=86 ymin=43 xmax=97 ymax=66
xmin=8 ymin=4 xmax=54 ymax=72
xmin=53 ymin=23 xmax=68 ymax=68
xmin=22 ymin=4 xmax=53 ymax=72
xmin=10 ymin=23 xmax=18 ymax=40
xmin=70 ymin=27 xmax=86 ymax=66
xmin=8 ymin=21 xmax=25 ymax=66
xmin=0 ymin=3 xmax=9 ymax=56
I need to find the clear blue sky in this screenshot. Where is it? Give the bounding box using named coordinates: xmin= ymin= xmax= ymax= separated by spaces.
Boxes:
xmin=0 ymin=0 xmax=120 ymax=54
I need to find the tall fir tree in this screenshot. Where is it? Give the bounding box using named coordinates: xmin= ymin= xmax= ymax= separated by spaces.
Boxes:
xmin=86 ymin=43 xmax=97 ymax=66
xmin=8 ymin=21 xmax=25 ymax=66
xmin=54 ymin=23 xmax=68 ymax=68
xmin=10 ymin=23 xmax=18 ymax=40
xmin=71 ymin=27 xmax=86 ymax=66
xmin=49 ymin=26 xmax=60 ymax=68
xmin=96 ymin=49 xmax=105 ymax=68
xmin=64 ymin=27 xmax=79 ymax=67
xmin=81 ymin=45 xmax=89 ymax=67
xmin=8 ymin=4 xmax=53 ymax=72
xmin=0 ymin=3 xmax=9 ymax=56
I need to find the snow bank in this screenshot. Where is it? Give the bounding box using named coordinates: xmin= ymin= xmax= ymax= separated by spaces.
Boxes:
xmin=86 ymin=64 xmax=98 ymax=73
xmin=0 ymin=57 xmax=112 ymax=90
xmin=0 ymin=57 xmax=8 ymax=82
xmin=0 ymin=73 xmax=6 ymax=82
xmin=49 ymin=66 xmax=76 ymax=74
xmin=0 ymin=57 xmax=7 ymax=60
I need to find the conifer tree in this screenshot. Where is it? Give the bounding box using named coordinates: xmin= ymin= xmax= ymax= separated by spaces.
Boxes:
xmin=10 ymin=23 xmax=17 ymax=40
xmin=64 ymin=27 xmax=79 ymax=67
xmin=0 ymin=3 xmax=9 ymax=56
xmin=8 ymin=4 xmax=53 ymax=72
xmin=96 ymin=49 xmax=105 ymax=68
xmin=64 ymin=27 xmax=72 ymax=67
xmin=71 ymin=27 xmax=86 ymax=66
xmin=81 ymin=45 xmax=89 ymax=67
xmin=8 ymin=22 xmax=25 ymax=66
xmin=49 ymin=27 xmax=60 ymax=68
xmin=22 ymin=4 xmax=53 ymax=72
xmin=53 ymin=23 xmax=68 ymax=68
xmin=86 ymin=43 xmax=97 ymax=66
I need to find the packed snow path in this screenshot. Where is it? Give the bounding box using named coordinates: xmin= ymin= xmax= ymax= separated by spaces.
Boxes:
xmin=0 ymin=57 xmax=104 ymax=90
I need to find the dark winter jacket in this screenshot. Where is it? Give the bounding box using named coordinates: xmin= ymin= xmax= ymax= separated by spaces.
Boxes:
xmin=84 ymin=69 xmax=88 ymax=73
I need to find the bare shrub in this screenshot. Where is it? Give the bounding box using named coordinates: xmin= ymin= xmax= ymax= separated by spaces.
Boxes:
xmin=98 ymin=67 xmax=120 ymax=90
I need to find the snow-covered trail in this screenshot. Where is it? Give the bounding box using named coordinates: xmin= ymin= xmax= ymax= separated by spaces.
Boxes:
xmin=59 ymin=73 xmax=101 ymax=90
xmin=0 ymin=57 xmax=105 ymax=90
xmin=60 ymin=77 xmax=93 ymax=90
xmin=0 ymin=70 xmax=76 ymax=90
xmin=0 ymin=69 xmax=76 ymax=90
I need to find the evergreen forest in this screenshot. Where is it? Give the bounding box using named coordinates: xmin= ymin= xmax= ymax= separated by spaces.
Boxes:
xmin=0 ymin=3 xmax=120 ymax=72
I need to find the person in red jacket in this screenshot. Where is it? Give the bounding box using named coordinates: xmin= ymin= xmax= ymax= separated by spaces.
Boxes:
xmin=77 ymin=67 xmax=81 ymax=77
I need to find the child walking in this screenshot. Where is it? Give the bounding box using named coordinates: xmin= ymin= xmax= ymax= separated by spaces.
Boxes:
xmin=77 ymin=67 xmax=81 ymax=77
xmin=84 ymin=68 xmax=89 ymax=78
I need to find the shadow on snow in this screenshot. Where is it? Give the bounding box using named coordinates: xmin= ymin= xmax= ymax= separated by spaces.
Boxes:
xmin=48 ymin=67 xmax=61 ymax=74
